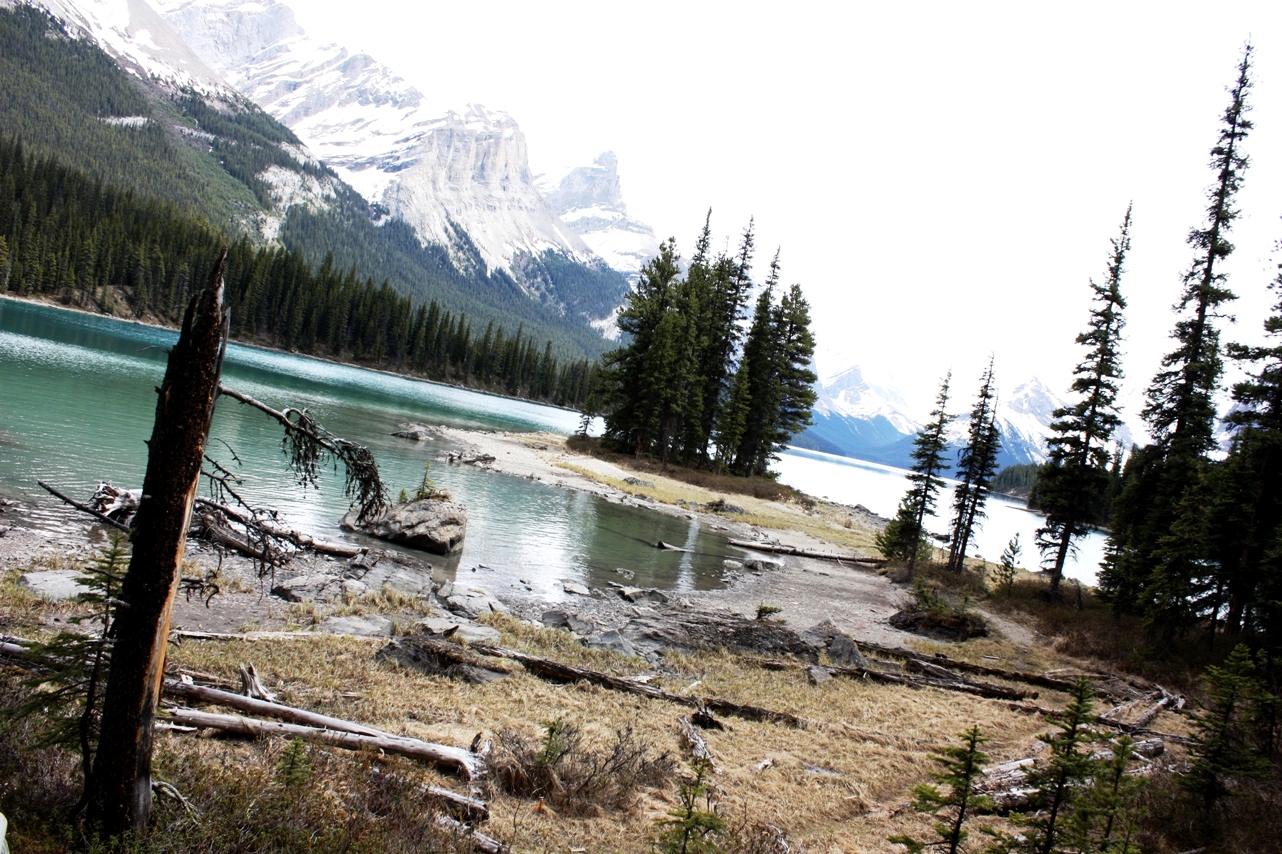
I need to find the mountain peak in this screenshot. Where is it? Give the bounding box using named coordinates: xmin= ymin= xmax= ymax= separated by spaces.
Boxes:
xmin=538 ymin=151 xmax=659 ymax=285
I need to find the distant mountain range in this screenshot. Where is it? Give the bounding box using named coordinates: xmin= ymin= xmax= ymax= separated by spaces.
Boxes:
xmin=12 ymin=0 xmax=658 ymax=356
xmin=796 ymin=368 xmax=1134 ymax=472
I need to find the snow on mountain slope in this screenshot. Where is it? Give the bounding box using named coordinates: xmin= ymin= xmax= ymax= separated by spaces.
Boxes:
xmin=157 ymin=0 xmax=603 ymax=288
xmin=812 ymin=365 xmax=920 ymax=434
xmin=25 ymin=0 xmax=229 ymax=93
xmin=539 ymin=152 xmax=660 ymax=286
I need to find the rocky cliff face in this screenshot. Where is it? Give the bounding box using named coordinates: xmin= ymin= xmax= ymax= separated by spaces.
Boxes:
xmin=539 ymin=152 xmax=660 ymax=286
xmin=157 ymin=0 xmax=621 ymax=296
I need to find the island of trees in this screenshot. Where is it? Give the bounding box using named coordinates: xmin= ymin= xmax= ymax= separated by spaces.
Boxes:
xmin=593 ymin=216 xmax=817 ymax=478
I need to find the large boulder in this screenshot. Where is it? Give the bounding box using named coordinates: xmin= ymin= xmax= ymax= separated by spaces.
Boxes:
xmin=341 ymin=499 xmax=467 ymax=555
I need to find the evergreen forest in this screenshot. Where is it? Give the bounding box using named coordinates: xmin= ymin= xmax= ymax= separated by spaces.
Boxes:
xmin=597 ymin=217 xmax=818 ymax=477
xmin=0 ymin=138 xmax=598 ymax=406
xmin=0 ymin=3 xmax=623 ymax=365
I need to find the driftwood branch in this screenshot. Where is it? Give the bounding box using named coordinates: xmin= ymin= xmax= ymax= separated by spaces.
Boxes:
xmin=751 ymin=656 xmax=1030 ymax=701
xmin=163 ymin=708 xmax=486 ymax=780
xmin=436 ymin=816 xmax=510 ymax=854
xmin=37 ymin=480 xmax=130 ymax=532
xmin=473 ymin=644 xmax=805 ymax=727
xmin=678 ymin=716 xmax=717 ymax=771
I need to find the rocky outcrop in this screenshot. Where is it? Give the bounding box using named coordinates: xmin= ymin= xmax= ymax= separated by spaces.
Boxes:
xmin=341 ymin=499 xmax=467 ymax=555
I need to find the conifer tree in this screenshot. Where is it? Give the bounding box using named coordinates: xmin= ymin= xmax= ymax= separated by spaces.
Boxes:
xmin=1104 ymin=46 xmax=1253 ymax=627
xmin=878 ymin=373 xmax=952 ymax=577
xmin=1214 ymin=247 xmax=1282 ymax=640
xmin=1036 ymin=207 xmax=1131 ymax=598
xmin=1063 ymin=736 xmax=1145 ymax=854
xmin=1015 ymin=680 xmax=1098 ymax=854
xmin=1182 ymin=644 xmax=1271 ymax=811
xmin=992 ymin=534 xmax=1021 ymax=597
xmin=947 ymin=359 xmax=1002 ymax=573
xmin=888 ymin=725 xmax=995 ymax=854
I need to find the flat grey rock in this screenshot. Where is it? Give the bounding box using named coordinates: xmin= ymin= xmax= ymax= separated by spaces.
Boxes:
xmin=562 ymin=581 xmax=591 ymax=596
xmin=744 ymin=556 xmax=785 ymax=572
xmin=416 ymin=617 xmax=501 ymax=644
xmin=807 ymin=665 xmax=833 ymax=686
xmin=616 ymin=586 xmax=669 ymax=605
xmin=443 ymin=589 xmax=509 ymax=619
xmin=541 ymin=609 xmax=594 ymax=635
xmin=271 ymin=575 xmax=341 ymax=603
xmin=585 ymin=629 xmax=636 ymax=657
xmin=722 ymin=560 xmax=744 ymax=571
xmin=320 ymin=615 xmax=394 ymax=637
xmin=17 ymin=570 xmax=90 ymax=601
xmin=801 ymin=618 xmax=869 ymax=669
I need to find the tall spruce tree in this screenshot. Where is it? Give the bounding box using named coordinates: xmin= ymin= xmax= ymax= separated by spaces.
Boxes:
xmin=947 ymin=359 xmax=1002 ymax=573
xmin=1214 ymin=248 xmax=1282 ymax=641
xmin=1036 ymin=207 xmax=1131 ymax=598
xmin=1102 ymin=46 xmax=1253 ymax=630
xmin=878 ymin=373 xmax=952 ymax=577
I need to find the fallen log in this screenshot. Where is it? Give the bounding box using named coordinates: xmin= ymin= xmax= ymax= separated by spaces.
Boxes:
xmin=194 ymin=497 xmax=361 ymax=558
xmin=163 ymin=680 xmax=388 ymax=736
xmin=436 ymin=816 xmax=509 ymax=853
xmin=427 ymin=786 xmax=489 ymax=822
xmin=164 ymin=708 xmax=486 ymax=780
xmin=750 ymin=657 xmax=1031 ymax=701
xmin=37 ymin=480 xmax=130 ymax=533
xmin=727 ymin=538 xmax=877 ymax=565
xmin=472 ymin=644 xmax=805 ymax=727
xmin=376 ymin=635 xmax=510 ymax=685
xmin=678 ymin=716 xmax=718 ymax=771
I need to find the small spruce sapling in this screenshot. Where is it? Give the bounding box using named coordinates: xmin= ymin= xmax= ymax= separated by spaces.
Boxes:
xmin=1064 ymin=735 xmax=1145 ymax=854
xmin=992 ymin=534 xmax=1021 ymax=597
xmin=655 ymin=758 xmax=727 ymax=854
xmin=1017 ymin=680 xmax=1099 ymax=854
xmin=1182 ymin=644 xmax=1270 ymax=811
xmin=9 ymin=533 xmax=129 ymax=797
xmin=889 ymin=724 xmax=995 ymax=854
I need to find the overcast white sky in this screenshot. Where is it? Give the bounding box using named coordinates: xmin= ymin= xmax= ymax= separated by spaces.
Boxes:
xmin=285 ymin=0 xmax=1282 ymax=426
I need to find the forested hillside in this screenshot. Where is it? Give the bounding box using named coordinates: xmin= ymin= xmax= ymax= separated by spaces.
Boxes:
xmin=0 ymin=139 xmax=598 ymax=405
xmin=0 ymin=4 xmax=616 ymax=362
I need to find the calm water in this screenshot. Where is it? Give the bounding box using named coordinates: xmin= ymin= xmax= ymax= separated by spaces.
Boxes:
xmin=0 ymin=298 xmax=1103 ymax=594
xmin=0 ymin=298 xmax=730 ymax=597
xmin=774 ymin=448 xmax=1106 ymax=585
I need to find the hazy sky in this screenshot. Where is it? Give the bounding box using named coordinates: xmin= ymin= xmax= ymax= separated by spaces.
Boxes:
xmin=285 ymin=0 xmax=1281 ymax=426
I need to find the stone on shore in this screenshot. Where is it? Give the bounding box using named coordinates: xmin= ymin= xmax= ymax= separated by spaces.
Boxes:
xmin=341 ymin=499 xmax=467 ymax=555
xmin=320 ymin=614 xmax=395 ymax=637
xmin=17 ymin=570 xmax=89 ymax=601
xmin=801 ymin=618 xmax=869 ymax=669
xmin=562 ymin=581 xmax=591 ymax=596
xmin=744 ymin=556 xmax=785 ymax=572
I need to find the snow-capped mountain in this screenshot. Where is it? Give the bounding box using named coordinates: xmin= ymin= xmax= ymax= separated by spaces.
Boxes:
xmin=539 ymin=152 xmax=660 ymax=286
xmin=797 ymin=369 xmax=1132 ymax=472
xmin=157 ymin=0 xmax=626 ymax=300
xmin=27 ymin=0 xmax=228 ymax=94
xmin=21 ymin=0 xmax=342 ymax=239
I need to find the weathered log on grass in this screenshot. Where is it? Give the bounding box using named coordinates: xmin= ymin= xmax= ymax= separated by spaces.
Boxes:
xmin=162 ymin=680 xmax=388 ymax=737
xmin=164 ymin=708 xmax=486 ymax=780
xmin=473 ymin=644 xmax=805 ymax=727
xmin=750 ymin=656 xmax=1031 ymax=701
xmin=376 ymin=635 xmax=510 ymax=684
xmin=427 ymin=786 xmax=489 ymax=822
xmin=37 ymin=480 xmax=130 ymax=533
xmin=436 ymin=816 xmax=509 ymax=853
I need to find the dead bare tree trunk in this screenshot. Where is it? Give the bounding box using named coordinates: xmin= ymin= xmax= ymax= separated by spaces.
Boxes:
xmin=85 ymin=254 xmax=230 ymax=838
